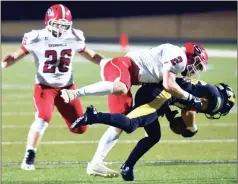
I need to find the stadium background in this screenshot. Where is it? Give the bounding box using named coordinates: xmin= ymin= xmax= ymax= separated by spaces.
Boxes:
xmin=1 ymin=1 xmax=237 ymax=44
xmin=2 ymin=1 xmax=237 ymax=184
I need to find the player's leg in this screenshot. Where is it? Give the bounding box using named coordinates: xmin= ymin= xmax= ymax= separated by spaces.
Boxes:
xmin=74 ymin=83 xmax=169 ymax=132
xmin=88 ymin=93 xmax=133 ymax=177
xmin=120 ymin=119 xmax=161 ymax=181
xmin=21 ymin=84 xmax=55 ymax=171
xmin=87 ymin=57 xmax=134 ymax=177
xmin=55 ymin=84 xmax=87 ymax=134
xmin=90 ymin=58 xmax=133 ymax=164
xmin=76 ymin=104 xmax=158 ymax=133
xmin=73 ymin=84 xmax=171 ymax=131
xmin=60 ymin=57 xmax=134 ymax=103
xmin=91 ymin=90 xmax=133 ymax=160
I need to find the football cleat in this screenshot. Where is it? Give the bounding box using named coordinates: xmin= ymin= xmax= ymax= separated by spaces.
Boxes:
xmin=60 ymin=89 xmax=78 ymax=103
xmin=71 ymin=105 xmax=98 ymax=130
xmin=120 ymin=163 xmax=135 ymax=181
xmin=87 ymin=162 xmax=119 ymax=178
xmin=21 ymin=150 xmax=36 ymax=171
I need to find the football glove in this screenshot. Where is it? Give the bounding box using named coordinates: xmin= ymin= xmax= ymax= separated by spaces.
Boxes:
xmin=60 ymin=89 xmax=78 ymax=103
xmin=187 ymin=95 xmax=203 ymax=112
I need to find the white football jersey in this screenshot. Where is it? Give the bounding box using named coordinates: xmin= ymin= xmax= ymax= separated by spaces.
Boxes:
xmin=22 ymin=28 xmax=85 ymax=87
xmin=126 ymin=43 xmax=187 ymax=83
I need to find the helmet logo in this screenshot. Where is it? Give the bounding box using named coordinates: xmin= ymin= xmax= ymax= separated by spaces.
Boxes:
xmin=47 ymin=8 xmax=54 ymax=16
xmin=194 ymin=45 xmax=202 ymax=54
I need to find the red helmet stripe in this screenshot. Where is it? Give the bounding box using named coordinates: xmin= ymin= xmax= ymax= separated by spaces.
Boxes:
xmin=59 ymin=4 xmax=66 ymax=19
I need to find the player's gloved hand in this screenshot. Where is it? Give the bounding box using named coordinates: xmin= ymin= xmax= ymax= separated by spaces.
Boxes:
xmin=182 ymin=124 xmax=198 ymax=138
xmin=187 ymin=95 xmax=203 ymax=112
xmin=60 ymin=89 xmax=78 ymax=103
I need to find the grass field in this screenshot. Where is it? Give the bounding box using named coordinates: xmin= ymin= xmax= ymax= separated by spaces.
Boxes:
xmin=1 ymin=43 xmax=237 ymax=184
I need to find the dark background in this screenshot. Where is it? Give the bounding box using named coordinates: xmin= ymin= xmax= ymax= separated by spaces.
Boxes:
xmin=2 ymin=1 xmax=237 ymax=20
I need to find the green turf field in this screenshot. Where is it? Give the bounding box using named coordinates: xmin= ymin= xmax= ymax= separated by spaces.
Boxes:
xmin=1 ymin=44 xmax=237 ymax=184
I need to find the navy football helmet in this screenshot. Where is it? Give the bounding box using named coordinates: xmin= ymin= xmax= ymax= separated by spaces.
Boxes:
xmin=206 ymin=83 xmax=236 ymax=119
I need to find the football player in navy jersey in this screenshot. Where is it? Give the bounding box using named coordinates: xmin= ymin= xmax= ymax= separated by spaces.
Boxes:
xmin=71 ymin=78 xmax=235 ymax=181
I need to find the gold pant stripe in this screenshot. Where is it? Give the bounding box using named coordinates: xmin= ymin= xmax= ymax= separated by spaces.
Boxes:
xmin=126 ymin=90 xmax=171 ymax=119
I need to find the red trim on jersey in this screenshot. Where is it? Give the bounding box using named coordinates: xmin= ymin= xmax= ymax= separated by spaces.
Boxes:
xmin=78 ymin=45 xmax=86 ymax=53
xmin=20 ymin=45 xmax=29 ymax=54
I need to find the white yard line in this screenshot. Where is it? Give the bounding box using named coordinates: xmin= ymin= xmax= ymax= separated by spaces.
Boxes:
xmin=2 ymin=139 xmax=237 ymax=145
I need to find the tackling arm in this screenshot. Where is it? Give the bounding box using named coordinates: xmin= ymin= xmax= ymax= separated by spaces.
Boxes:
xmin=79 ymin=47 xmax=105 ymax=65
xmin=162 ymin=71 xmax=186 ymax=99
xmin=1 ymin=47 xmax=28 ymax=68
xmin=163 ymin=71 xmax=203 ymax=112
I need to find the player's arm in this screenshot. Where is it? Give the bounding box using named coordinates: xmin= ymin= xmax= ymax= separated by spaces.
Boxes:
xmin=79 ymin=47 xmax=105 ymax=65
xmin=162 ymin=71 xmax=188 ymax=99
xmin=181 ymin=108 xmax=197 ymax=128
xmin=1 ymin=47 xmax=28 ymax=68
xmin=2 ymin=30 xmax=38 ymax=69
xmin=162 ymin=63 xmax=202 ymax=112
xmin=181 ymin=108 xmax=198 ymax=137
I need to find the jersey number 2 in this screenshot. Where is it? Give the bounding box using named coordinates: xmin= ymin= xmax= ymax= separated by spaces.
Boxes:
xmin=43 ymin=49 xmax=72 ymax=73
xmin=170 ymin=56 xmax=183 ymax=66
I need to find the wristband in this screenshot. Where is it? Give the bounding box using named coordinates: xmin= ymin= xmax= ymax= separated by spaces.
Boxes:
xmin=182 ymin=91 xmax=192 ymax=101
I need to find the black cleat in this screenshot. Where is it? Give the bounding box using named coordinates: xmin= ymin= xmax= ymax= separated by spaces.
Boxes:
xmin=21 ymin=150 xmax=36 ymax=170
xmin=120 ymin=163 xmax=135 ymax=181
xmin=71 ymin=105 xmax=98 ymax=130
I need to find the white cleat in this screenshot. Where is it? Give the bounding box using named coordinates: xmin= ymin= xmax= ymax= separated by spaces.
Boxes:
xmin=60 ymin=89 xmax=78 ymax=103
xmin=21 ymin=161 xmax=35 ymax=171
xmin=87 ymin=162 xmax=119 ymax=178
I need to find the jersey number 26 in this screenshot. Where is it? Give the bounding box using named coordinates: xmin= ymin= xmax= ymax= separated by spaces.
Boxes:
xmin=43 ymin=49 xmax=72 ymax=73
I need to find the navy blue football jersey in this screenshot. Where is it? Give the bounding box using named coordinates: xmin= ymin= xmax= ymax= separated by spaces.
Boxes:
xmin=173 ymin=78 xmax=224 ymax=115
xmin=134 ymin=77 xmax=224 ymax=116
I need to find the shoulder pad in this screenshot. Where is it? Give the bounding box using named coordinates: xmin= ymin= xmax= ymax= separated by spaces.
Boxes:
xmin=22 ymin=30 xmax=39 ymax=45
xmin=72 ymin=29 xmax=85 ymax=42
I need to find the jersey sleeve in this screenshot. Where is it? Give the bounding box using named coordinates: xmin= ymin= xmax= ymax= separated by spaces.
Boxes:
xmin=72 ymin=29 xmax=86 ymax=53
xmin=21 ymin=30 xmax=39 ymax=53
xmin=162 ymin=47 xmax=186 ymax=75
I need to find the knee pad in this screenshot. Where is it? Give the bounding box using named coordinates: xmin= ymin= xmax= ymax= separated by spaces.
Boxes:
xmin=70 ymin=125 xmax=87 ymax=134
xmin=30 ymin=118 xmax=48 ymax=135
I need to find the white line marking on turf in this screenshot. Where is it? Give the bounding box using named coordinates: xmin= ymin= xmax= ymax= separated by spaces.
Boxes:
xmin=1 ymin=159 xmax=237 ymax=166
xmin=2 ymin=139 xmax=237 ymax=145
xmin=2 ymin=123 xmax=237 ymax=129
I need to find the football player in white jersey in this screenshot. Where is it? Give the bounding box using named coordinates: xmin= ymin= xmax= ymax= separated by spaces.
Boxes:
xmin=60 ymin=42 xmax=209 ymax=177
xmin=1 ymin=4 xmax=105 ymax=171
